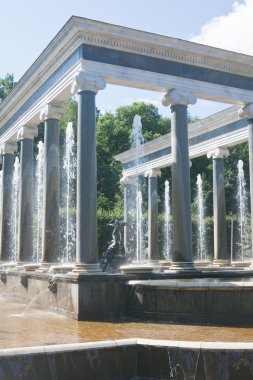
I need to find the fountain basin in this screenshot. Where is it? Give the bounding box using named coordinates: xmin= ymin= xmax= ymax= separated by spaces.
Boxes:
xmin=2 ymin=269 xmax=253 ymax=326
xmin=125 ymin=278 xmax=253 ymax=326
xmin=0 ymin=338 xmax=253 ymax=380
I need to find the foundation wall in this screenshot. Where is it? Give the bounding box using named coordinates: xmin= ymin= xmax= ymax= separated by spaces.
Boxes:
xmin=0 ymin=339 xmax=253 ymax=380
xmin=125 ymin=281 xmax=253 ymax=326
xmin=2 ymin=272 xmax=253 ymax=325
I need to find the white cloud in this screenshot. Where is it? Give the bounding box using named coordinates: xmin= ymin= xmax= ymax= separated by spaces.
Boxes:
xmin=191 ymin=0 xmax=253 ymax=55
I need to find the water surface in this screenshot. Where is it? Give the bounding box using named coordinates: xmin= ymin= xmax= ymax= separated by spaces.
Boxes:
xmin=0 ymin=298 xmax=253 ymax=349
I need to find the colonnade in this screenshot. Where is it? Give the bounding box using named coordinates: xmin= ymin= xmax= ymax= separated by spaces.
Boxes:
xmin=121 ymin=92 xmax=253 ymax=270
xmin=0 ymin=71 xmax=106 ymax=273
xmin=0 ymin=75 xmax=253 ymax=272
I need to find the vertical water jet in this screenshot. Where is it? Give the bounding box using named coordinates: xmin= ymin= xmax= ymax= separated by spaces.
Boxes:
xmin=195 ymin=174 xmax=207 ymax=261
xmin=163 ymin=180 xmax=172 ymax=261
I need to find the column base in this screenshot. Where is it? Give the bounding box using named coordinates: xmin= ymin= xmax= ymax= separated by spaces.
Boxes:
xmin=164 ymin=261 xmax=196 ymax=273
xmin=36 ymin=262 xmax=53 ymax=273
xmin=245 ymin=262 xmax=253 ymax=269
xmin=23 ymin=263 xmax=40 ymax=272
xmin=14 ymin=261 xmax=25 ymax=271
xmin=211 ymin=259 xmax=231 ymax=268
xmin=0 ymin=262 xmax=17 ymax=270
xmin=158 ymin=260 xmax=171 ymax=272
xmin=70 ymin=263 xmax=102 ymax=275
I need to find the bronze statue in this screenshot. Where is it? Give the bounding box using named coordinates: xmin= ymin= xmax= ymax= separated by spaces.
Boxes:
xmin=100 ymin=220 xmax=128 ymax=272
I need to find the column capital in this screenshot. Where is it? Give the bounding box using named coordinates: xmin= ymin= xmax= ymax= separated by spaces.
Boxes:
xmin=40 ymin=104 xmax=64 ymax=121
xmin=207 ymin=147 xmax=229 ymax=159
xmin=17 ymin=126 xmax=38 ymax=141
xmin=71 ymin=69 xmax=106 ymax=94
xmin=145 ymin=168 xmax=161 ymax=178
xmin=238 ymin=104 xmax=253 ymax=119
xmin=162 ymin=89 xmax=197 ymax=107
xmin=0 ymin=142 xmax=18 ymax=155
xmin=120 ymin=175 xmax=135 ymax=185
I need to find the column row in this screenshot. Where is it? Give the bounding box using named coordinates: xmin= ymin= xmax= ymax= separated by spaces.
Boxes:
xmin=0 ymin=82 xmax=253 ymax=272
xmin=0 ymin=71 xmax=106 ymax=274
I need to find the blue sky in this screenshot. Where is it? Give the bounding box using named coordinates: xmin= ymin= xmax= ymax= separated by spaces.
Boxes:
xmin=0 ymin=0 xmax=250 ymax=118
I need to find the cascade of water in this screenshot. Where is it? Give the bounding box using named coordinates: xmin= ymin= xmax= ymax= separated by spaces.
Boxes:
xmin=136 ymin=190 xmax=144 ymax=262
xmin=35 ymin=141 xmax=44 ymax=263
xmin=236 ymin=160 xmax=249 ymax=261
xmin=163 ymin=180 xmax=172 ymax=261
xmin=132 ymin=115 xmax=144 ymax=163
xmin=62 ymin=122 xmax=76 ymax=263
xmin=196 ymin=174 xmax=206 ymax=261
xmin=10 ymin=157 xmax=20 ymax=261
xmin=130 ymin=115 xmax=146 ymax=262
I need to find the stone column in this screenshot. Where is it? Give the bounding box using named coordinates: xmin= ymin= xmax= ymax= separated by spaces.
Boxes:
xmin=16 ymin=126 xmax=38 ymax=265
xmin=0 ymin=142 xmax=17 ymax=262
xmin=162 ymin=89 xmax=197 ymax=271
xmin=239 ymin=104 xmax=253 ymax=263
xmin=71 ymin=70 xmax=106 ymax=273
xmin=39 ymin=104 xmax=63 ymax=269
xmin=145 ymin=169 xmax=161 ymax=262
xmin=207 ymin=147 xmax=229 ymax=266
xmin=120 ymin=175 xmax=135 ymax=256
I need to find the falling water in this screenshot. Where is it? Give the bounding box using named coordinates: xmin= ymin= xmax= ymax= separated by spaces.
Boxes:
xmin=136 ymin=190 xmax=144 ymax=262
xmin=10 ymin=157 xmax=20 ymax=261
xmin=62 ymin=122 xmax=76 ymax=263
xmin=236 ymin=160 xmax=248 ymax=261
xmin=35 ymin=141 xmax=44 ymax=263
xmin=196 ymin=174 xmax=206 ymax=261
xmin=132 ymin=115 xmax=144 ymax=163
xmin=131 ymin=115 xmax=146 ymax=262
xmin=163 ymin=180 xmax=172 ymax=261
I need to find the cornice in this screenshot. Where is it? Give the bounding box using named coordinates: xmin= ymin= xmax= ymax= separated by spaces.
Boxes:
xmin=1 ymin=16 xmax=253 ymax=145
xmin=2 ymin=16 xmax=253 ymax=123
xmin=0 ymin=60 xmax=83 ymax=145
xmin=77 ymin=29 xmax=253 ymax=78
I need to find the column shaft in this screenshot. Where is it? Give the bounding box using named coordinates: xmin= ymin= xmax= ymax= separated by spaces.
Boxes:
xmin=171 ymin=104 xmax=193 ymax=263
xmin=76 ymin=91 xmax=97 ymax=264
xmin=121 ymin=178 xmax=135 ymax=258
xmin=18 ymin=139 xmax=34 ymax=262
xmin=0 ymin=154 xmax=14 ymax=261
xmin=213 ymin=157 xmax=228 ymax=261
xmin=248 ymin=119 xmax=253 ymax=259
xmin=123 ymin=184 xmax=130 ymax=253
xmin=41 ymin=118 xmax=60 ymax=263
xmin=148 ymin=175 xmax=159 ymax=261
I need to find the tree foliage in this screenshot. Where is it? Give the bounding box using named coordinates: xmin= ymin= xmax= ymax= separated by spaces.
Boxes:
xmin=96 ymin=102 xmax=171 ymax=210
xmin=0 ymin=74 xmax=14 ymax=103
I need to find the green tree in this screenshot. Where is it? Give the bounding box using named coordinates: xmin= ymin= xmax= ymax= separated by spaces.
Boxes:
xmin=96 ymin=102 xmax=171 ymax=212
xmin=102 ymin=102 xmax=170 ymax=156
xmin=224 ymin=143 xmax=249 ymax=215
xmin=0 ymin=74 xmax=14 ymax=103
